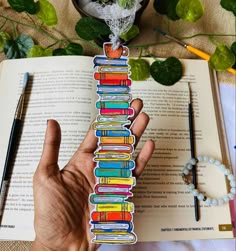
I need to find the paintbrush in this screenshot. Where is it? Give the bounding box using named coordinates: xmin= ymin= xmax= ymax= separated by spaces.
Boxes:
xmin=156 ymin=28 xmax=236 ymax=75
xmin=0 ymin=72 xmax=29 ymax=217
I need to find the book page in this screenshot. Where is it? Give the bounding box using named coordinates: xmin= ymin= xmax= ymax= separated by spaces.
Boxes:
xmin=0 ymin=56 xmax=96 ymax=240
xmin=131 ymin=59 xmax=234 ymax=241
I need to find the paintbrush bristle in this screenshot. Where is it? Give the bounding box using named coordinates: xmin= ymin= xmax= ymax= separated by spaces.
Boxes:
xmin=155 ymin=28 xmax=166 ymax=36
xmin=22 ymin=72 xmax=29 ymax=93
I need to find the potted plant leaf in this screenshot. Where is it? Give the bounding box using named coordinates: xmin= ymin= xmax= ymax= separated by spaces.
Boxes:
xmin=72 ymin=0 xmax=150 ymax=45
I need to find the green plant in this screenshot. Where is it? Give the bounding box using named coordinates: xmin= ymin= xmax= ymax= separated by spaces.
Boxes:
xmin=0 ymin=0 xmax=235 ymax=86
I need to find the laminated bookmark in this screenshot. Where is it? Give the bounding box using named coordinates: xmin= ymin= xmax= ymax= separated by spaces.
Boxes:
xmin=89 ymin=0 xmax=139 ymax=245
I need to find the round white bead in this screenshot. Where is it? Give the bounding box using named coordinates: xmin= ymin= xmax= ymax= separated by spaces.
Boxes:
xmin=209 ymin=157 xmax=215 ymax=163
xmin=187 ymin=183 xmax=195 ymax=191
xmin=228 ymin=193 xmax=234 ymax=200
xmin=197 ymin=193 xmax=204 ymax=201
xmin=214 ymin=160 xmax=221 ymax=166
xmin=186 ymin=163 xmax=193 ymax=170
xmin=230 ymin=187 xmax=236 ymax=195
xmin=203 ymin=156 xmax=209 ymax=162
xmin=218 ymin=198 xmax=224 ymax=206
xmin=219 ymin=164 xmax=226 ymax=172
xmin=230 ymin=180 xmax=236 ymax=188
xmin=197 ymin=155 xmax=203 ymax=161
xmin=205 ymin=198 xmax=212 ymax=205
xmin=189 ymin=158 xmax=197 ymax=165
xmin=192 ymin=189 xmax=199 ymax=196
xmin=227 ymin=174 xmax=235 ymax=181
xmin=211 ymin=199 xmax=218 ymax=206
xmin=183 ymin=169 xmax=189 ymax=175
xmin=223 ymin=195 xmax=230 ymax=203
xmin=224 ymin=169 xmax=231 ymax=176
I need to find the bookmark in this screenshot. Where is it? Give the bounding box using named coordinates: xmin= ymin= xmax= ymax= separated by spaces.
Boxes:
xmin=89 ymin=1 xmax=139 ymax=244
xmin=90 ymin=44 xmax=137 ymax=244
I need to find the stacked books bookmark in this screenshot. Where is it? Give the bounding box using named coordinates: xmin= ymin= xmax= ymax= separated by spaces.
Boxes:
xmin=90 ymin=42 xmax=137 ymax=244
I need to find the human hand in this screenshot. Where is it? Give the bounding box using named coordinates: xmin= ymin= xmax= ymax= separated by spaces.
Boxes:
xmin=31 ymin=99 xmax=155 ymax=251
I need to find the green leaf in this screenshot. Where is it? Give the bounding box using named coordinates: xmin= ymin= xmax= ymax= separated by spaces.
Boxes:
xmin=75 ymin=17 xmax=110 ymax=40
xmin=4 ymin=34 xmax=34 ymax=59
xmin=176 ymin=0 xmax=204 ymax=22
xmin=36 ymin=0 xmax=57 ymax=26
xmin=230 ymin=42 xmax=236 ymax=69
xmin=220 ymin=0 xmax=236 ymax=16
xmin=120 ymin=25 xmax=140 ymax=42
xmin=209 ymin=44 xmax=235 ymax=71
xmin=117 ymin=0 xmax=136 ymax=9
xmin=53 ymin=43 xmax=84 ymax=56
xmin=27 ymin=45 xmax=53 ymax=57
xmin=150 ymin=57 xmax=183 ymax=86
xmin=0 ymin=31 xmax=11 ymax=52
xmin=153 ymin=0 xmax=180 ymax=21
xmin=53 ymin=48 xmax=67 ymax=56
xmin=129 ymin=58 xmax=150 ymax=81
xmin=7 ymin=0 xmax=38 ymax=14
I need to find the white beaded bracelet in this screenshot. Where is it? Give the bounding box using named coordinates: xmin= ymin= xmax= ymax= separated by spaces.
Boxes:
xmin=182 ymin=156 xmax=236 ymax=206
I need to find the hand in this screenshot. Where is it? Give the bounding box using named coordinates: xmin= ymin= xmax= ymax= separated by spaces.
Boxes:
xmin=31 ymin=99 xmax=155 ymax=251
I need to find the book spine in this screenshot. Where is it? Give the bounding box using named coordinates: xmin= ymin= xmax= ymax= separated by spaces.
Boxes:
xmin=99 ymin=79 xmax=131 ymax=86
xmin=91 ymin=211 xmax=132 ymax=222
xmin=90 ymin=43 xmax=137 ymax=245
xmin=99 ymin=136 xmax=135 ymax=144
xmin=100 ymin=108 xmax=134 ymax=116
xmin=94 ymin=152 xmax=131 ymax=161
xmin=93 ymin=56 xmax=127 ymax=66
xmin=95 ymin=168 xmax=131 ymax=178
xmin=96 ymin=101 xmax=129 ymax=109
xmin=98 ymin=161 xmax=135 ymax=169
xmin=89 ymin=194 xmax=127 ymax=204
xmin=94 ymin=72 xmax=128 ymax=80
xmin=97 ymin=85 xmax=130 ymax=94
xmin=99 ymin=177 xmax=135 ymax=186
xmin=96 ymin=203 xmax=134 ymax=212
xmin=96 ymin=130 xmax=130 ymax=137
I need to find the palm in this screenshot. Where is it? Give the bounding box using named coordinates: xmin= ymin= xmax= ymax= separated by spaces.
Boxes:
xmin=32 ymin=99 xmax=155 ymax=251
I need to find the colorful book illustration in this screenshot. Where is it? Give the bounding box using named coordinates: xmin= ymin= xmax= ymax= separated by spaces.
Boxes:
xmin=96 ymin=130 xmax=131 ymax=137
xmin=96 ymin=101 xmax=129 ymax=109
xmin=93 ymin=56 xmax=127 ymax=66
xmin=91 ymin=211 xmax=132 ymax=222
xmin=98 ymin=160 xmax=135 ymax=169
xmin=99 ymin=94 xmax=132 ymax=101
xmin=91 ymin=221 xmax=133 ymax=232
xmin=94 ymin=152 xmax=131 ymax=161
xmin=95 ymin=184 xmax=133 ymax=196
xmin=100 ymin=108 xmax=134 ymax=116
xmin=92 ymin=122 xmax=128 ymax=130
xmin=97 ymin=66 xmax=130 ymax=73
xmin=97 ymin=115 xmax=130 ymax=124
xmin=94 ymin=72 xmax=128 ymax=81
xmin=97 ymin=85 xmax=130 ymax=94
xmin=96 ymin=202 xmax=134 ymax=212
xmin=94 ymin=168 xmax=131 ymax=178
xmin=97 ymin=143 xmax=133 ymax=153
xmin=99 ymin=177 xmax=136 ymax=186
xmin=99 ymin=136 xmax=135 ymax=144
xmin=92 ymin=232 xmax=136 ymax=244
xmin=99 ymin=79 xmax=131 ymax=86
xmin=90 ymin=42 xmax=137 ymax=245
xmin=90 ymin=194 xmax=127 ymax=204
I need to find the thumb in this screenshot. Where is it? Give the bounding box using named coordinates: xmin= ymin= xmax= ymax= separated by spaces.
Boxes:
xmin=37 ymin=119 xmax=61 ymax=177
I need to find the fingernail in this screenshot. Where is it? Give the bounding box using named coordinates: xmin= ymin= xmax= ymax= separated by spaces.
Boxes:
xmin=47 ymin=120 xmax=49 ymax=125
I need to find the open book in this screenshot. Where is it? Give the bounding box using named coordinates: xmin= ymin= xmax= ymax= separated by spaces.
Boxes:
xmin=0 ymin=56 xmax=235 ymax=241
